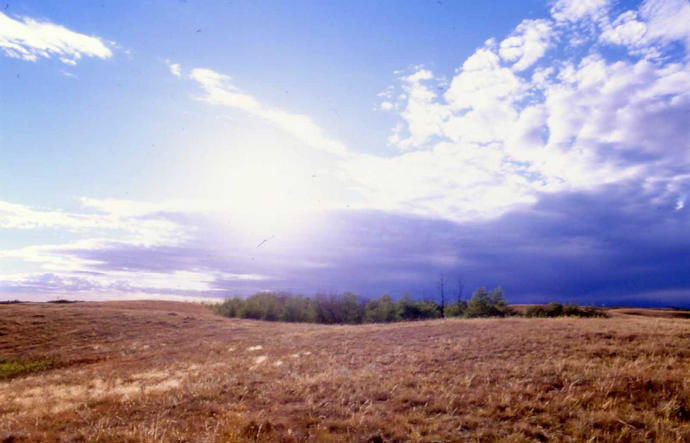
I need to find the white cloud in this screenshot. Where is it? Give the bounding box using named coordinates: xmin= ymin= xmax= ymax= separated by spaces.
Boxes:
xmin=639 ymin=0 xmax=690 ymax=48
xmin=444 ymin=48 xmax=523 ymax=111
xmin=600 ymin=0 xmax=690 ymax=56
xmin=165 ymin=59 xmax=182 ymax=76
xmin=550 ymin=0 xmax=610 ymax=23
xmin=0 ymin=199 xmax=270 ymax=299
xmin=0 ymin=269 xmax=263 ymax=297
xmin=600 ymin=11 xmax=647 ymax=48
xmin=393 ymin=69 xmax=449 ymax=149
xmin=176 ymin=0 xmax=690 ymax=225
xmin=0 ymin=11 xmax=112 ymax=64
xmin=358 ymin=0 xmax=690 ymax=222
xmin=499 ymin=19 xmax=553 ymax=71
xmin=0 ymin=199 xmax=188 ymax=246
xmin=190 ymin=68 xmax=348 ymax=155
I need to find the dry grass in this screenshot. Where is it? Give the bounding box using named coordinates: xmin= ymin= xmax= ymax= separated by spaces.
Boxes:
xmin=1 ymin=301 xmax=689 ymax=442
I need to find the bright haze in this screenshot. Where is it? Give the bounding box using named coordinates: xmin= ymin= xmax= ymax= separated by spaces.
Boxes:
xmin=1 ymin=0 xmax=689 ymax=306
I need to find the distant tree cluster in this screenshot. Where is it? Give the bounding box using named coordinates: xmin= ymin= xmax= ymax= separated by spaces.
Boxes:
xmin=210 ymin=286 xmax=514 ymax=324
xmin=525 ymin=302 xmax=607 ymax=318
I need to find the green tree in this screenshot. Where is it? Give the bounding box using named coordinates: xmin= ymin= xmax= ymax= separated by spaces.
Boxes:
xmin=341 ymin=292 xmax=365 ymax=324
xmin=243 ymin=292 xmax=283 ymax=320
xmin=465 ymin=286 xmax=510 ymax=318
xmin=364 ymin=295 xmax=400 ymax=323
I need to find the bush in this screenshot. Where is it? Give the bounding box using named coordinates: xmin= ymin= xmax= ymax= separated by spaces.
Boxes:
xmin=282 ymin=295 xmax=318 ymax=323
xmin=465 ymin=287 xmax=512 ymax=318
xmin=525 ymin=302 xmax=607 ymax=318
xmin=364 ymin=295 xmax=400 ymax=323
xmin=398 ymin=297 xmax=442 ymax=321
xmin=444 ymin=301 xmax=466 ymax=317
xmin=340 ymin=293 xmax=365 ymax=324
xmin=210 ymin=287 xmax=524 ymax=324
xmin=314 ymin=293 xmax=364 ymax=324
xmin=243 ymin=293 xmax=284 ymax=321
xmin=211 ymin=297 xmax=246 ymax=318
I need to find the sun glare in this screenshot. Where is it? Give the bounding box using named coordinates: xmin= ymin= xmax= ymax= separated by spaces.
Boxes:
xmin=201 ymin=141 xmax=328 ymax=238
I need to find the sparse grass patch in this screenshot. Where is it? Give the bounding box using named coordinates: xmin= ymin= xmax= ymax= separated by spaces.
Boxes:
xmin=0 ymin=358 xmax=52 ymax=379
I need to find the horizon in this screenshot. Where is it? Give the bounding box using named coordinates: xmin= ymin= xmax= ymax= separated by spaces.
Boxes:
xmin=2 ymin=0 xmax=690 ymax=308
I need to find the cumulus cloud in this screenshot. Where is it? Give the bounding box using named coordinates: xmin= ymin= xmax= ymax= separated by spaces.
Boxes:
xmin=370 ymin=0 xmax=690 ymax=221
xmin=600 ymin=11 xmax=647 ymax=48
xmin=392 ymin=69 xmax=449 ymax=149
xmin=550 ymin=0 xmax=610 ymax=23
xmin=599 ymin=0 xmax=690 ymax=56
xmin=190 ymin=68 xmax=348 ymax=155
xmin=0 ymin=11 xmax=112 ymax=64
xmin=639 ymin=0 xmax=690 ymax=48
xmin=499 ymin=19 xmax=553 ymax=71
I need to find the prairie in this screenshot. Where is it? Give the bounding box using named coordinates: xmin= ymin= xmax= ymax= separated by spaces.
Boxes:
xmin=1 ymin=301 xmax=689 ymax=442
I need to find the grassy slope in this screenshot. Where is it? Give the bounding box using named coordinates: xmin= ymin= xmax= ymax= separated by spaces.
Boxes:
xmin=1 ymin=301 xmax=689 ymax=442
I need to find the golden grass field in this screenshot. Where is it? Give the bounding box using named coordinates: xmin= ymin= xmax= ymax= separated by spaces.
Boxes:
xmin=1 ymin=301 xmax=689 ymax=442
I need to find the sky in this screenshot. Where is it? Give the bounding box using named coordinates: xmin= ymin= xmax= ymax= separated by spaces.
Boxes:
xmin=1 ymin=0 xmax=689 ymax=306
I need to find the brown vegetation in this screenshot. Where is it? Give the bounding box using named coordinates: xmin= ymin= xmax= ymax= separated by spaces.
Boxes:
xmin=1 ymin=301 xmax=689 ymax=442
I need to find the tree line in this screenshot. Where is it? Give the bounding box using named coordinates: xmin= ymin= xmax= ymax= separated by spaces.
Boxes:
xmin=525 ymin=302 xmax=607 ymax=318
xmin=210 ymin=286 xmax=516 ymax=323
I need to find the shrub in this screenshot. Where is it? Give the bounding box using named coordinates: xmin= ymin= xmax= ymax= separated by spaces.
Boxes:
xmin=398 ymin=297 xmax=442 ymax=321
xmin=364 ymin=295 xmax=400 ymax=323
xmin=282 ymin=296 xmax=318 ymax=323
xmin=465 ymin=287 xmax=511 ymax=318
xmin=444 ymin=301 xmax=466 ymax=317
xmin=525 ymin=302 xmax=608 ymax=318
xmin=210 ymin=287 xmax=524 ymax=324
xmin=340 ymin=293 xmax=365 ymax=324
xmin=211 ymin=297 xmax=246 ymax=318
xmin=243 ymin=293 xmax=284 ymax=321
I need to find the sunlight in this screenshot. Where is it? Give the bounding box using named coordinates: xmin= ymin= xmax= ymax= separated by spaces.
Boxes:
xmin=201 ymin=140 xmax=326 ymax=238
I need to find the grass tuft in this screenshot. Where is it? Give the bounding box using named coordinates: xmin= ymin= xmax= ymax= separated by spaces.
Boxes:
xmin=0 ymin=359 xmax=52 ymax=379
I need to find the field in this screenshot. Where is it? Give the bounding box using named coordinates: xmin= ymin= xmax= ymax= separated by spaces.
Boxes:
xmin=1 ymin=301 xmax=689 ymax=442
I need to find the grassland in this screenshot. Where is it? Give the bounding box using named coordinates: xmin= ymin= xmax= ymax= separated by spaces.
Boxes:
xmin=1 ymin=301 xmax=689 ymax=442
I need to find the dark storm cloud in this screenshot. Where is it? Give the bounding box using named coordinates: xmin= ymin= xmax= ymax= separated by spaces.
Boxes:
xmin=46 ymin=179 xmax=690 ymax=307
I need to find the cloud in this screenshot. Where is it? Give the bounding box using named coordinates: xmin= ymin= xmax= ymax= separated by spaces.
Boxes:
xmin=639 ymin=0 xmax=690 ymax=48
xmin=0 ymin=11 xmax=112 ymax=64
xmin=370 ymin=0 xmax=690 ymax=222
xmin=599 ymin=0 xmax=690 ymax=56
xmin=165 ymin=59 xmax=182 ymax=76
xmin=189 ymin=68 xmax=348 ymax=155
xmin=599 ymin=11 xmax=647 ymax=48
xmin=550 ymin=0 xmax=610 ymax=23
xmin=0 ymin=199 xmax=187 ymax=246
xmin=3 ymin=0 xmax=690 ymax=305
xmin=2 ymin=183 xmax=689 ymax=306
xmin=0 ymin=270 xmax=260 ymax=299
xmin=499 ymin=19 xmax=553 ymax=71
xmin=0 ymin=199 xmax=269 ymax=299
xmin=392 ymin=69 xmax=449 ymax=149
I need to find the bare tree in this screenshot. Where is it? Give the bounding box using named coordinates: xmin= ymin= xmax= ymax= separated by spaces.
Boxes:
xmin=456 ymin=275 xmax=464 ymax=305
xmin=438 ymin=273 xmax=446 ymax=315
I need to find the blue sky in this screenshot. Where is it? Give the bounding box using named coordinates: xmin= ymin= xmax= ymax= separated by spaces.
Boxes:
xmin=1 ymin=0 xmax=689 ymax=306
